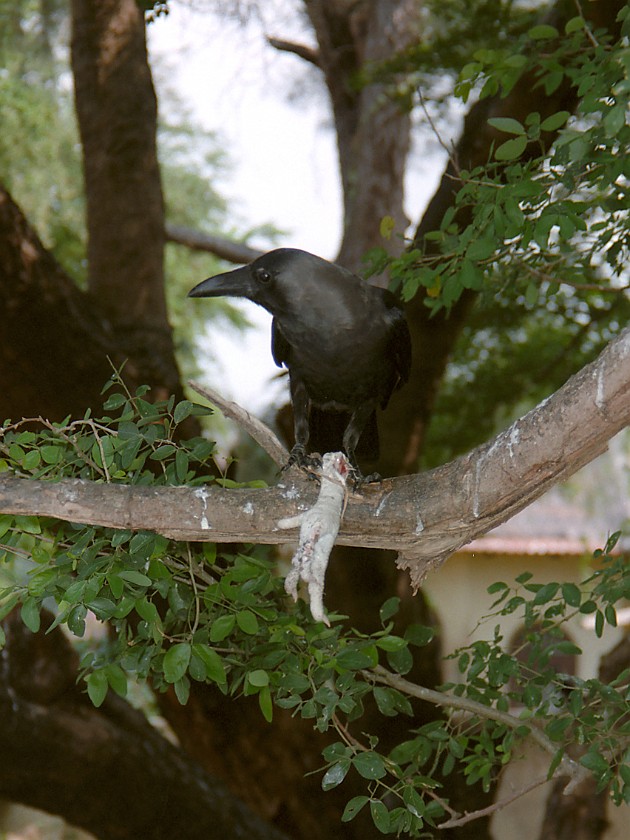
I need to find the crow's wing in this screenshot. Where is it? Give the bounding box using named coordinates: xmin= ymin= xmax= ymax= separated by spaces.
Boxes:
xmin=271 ymin=318 xmax=291 ymax=368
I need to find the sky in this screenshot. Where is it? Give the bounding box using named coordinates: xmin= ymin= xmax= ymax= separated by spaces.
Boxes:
xmin=147 ymin=3 xmax=446 ymax=416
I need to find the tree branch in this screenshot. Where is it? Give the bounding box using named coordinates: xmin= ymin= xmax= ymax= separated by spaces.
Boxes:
xmin=1 ymin=327 xmax=628 ymax=586
xmin=189 ymin=381 xmax=289 ymax=467
xmin=366 ymin=666 xmax=589 ymax=792
xmin=267 ymin=36 xmax=321 ymax=67
xmin=165 ymin=223 xmax=263 ymax=264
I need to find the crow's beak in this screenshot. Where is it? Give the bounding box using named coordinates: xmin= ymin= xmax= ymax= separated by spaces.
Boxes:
xmin=188 ymin=265 xmax=253 ymax=299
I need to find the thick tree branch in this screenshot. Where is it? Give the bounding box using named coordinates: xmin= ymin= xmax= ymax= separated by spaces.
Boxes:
xmin=165 ymin=223 xmax=263 ymax=264
xmin=1 ymin=327 xmax=628 ymax=587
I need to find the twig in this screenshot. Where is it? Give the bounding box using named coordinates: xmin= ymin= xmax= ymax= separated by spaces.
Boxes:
xmin=365 ymin=666 xmax=590 ymax=792
xmin=573 ymin=0 xmax=599 ymax=48
xmin=418 ymin=90 xmax=461 ymax=177
xmin=188 ymin=381 xmax=289 ymax=468
xmin=437 ymin=774 xmax=552 ymax=829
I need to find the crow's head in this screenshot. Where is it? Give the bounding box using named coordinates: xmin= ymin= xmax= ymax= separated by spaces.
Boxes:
xmin=188 ymin=248 xmax=353 ymax=314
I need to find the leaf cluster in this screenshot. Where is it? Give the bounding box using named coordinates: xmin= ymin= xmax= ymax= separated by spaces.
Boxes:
xmin=452 ymin=532 xmax=630 ymax=806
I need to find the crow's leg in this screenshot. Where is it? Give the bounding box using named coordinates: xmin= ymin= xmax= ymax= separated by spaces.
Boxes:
xmin=283 ymin=376 xmax=322 ymax=474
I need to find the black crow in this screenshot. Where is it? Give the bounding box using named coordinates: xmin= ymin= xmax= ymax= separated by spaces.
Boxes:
xmin=189 ymin=248 xmax=411 ymax=480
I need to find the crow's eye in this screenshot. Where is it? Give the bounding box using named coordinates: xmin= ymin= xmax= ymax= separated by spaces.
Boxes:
xmin=254 ymin=267 xmax=272 ymax=284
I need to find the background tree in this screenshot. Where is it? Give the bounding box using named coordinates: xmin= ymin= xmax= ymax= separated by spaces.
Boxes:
xmin=0 ymin=1 xmax=629 ymax=839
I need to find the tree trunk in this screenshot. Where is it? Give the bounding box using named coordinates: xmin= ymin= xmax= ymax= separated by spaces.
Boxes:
xmin=70 ymin=0 xmax=180 ymax=400
xmin=0 ymin=609 xmax=290 ymax=840
xmin=0 ymin=185 xmax=119 ymax=421
xmin=304 ymin=0 xmax=417 ymax=269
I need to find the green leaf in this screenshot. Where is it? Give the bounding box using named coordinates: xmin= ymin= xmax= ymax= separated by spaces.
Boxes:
xmin=41 ymin=445 xmax=63 ymax=464
xmin=487 ymin=117 xmax=525 ymax=135
xmin=173 ymin=400 xmax=195 ymax=424
xmin=459 ymin=258 xmax=484 ymax=288
xmin=375 ymin=635 xmax=406 ymax=652
xmin=528 ymin=24 xmax=559 ymax=39
xmin=192 ymin=644 xmax=226 ymax=685
xmin=353 ymin=751 xmax=387 ymax=780
xmin=118 ymin=570 xmax=152 ymax=587
xmin=87 ymin=670 xmax=108 ymax=707
xmin=405 ymin=624 xmax=434 ymax=647
xmin=135 ymin=598 xmax=160 ymax=624
xmin=532 ymin=582 xmax=559 ymax=605
xmin=258 ymin=685 xmax=273 ymax=722
xmin=379 ymin=215 xmax=395 ymax=240
xmin=103 ymin=392 xmax=127 ymax=411
xmin=248 ymin=669 xmax=270 ymax=688
xmin=163 ymin=643 xmax=192 ymax=683
xmin=175 ymin=449 xmax=189 ymax=482
xmin=0 ymin=593 xmax=19 ymax=622
xmin=209 ymin=614 xmax=235 ymax=642
xmin=174 ymin=676 xmax=190 ymax=705
xmin=322 ymin=760 xmax=350 ymax=791
xmin=379 ymin=596 xmax=400 ymax=623
xmin=561 ymin=583 xmax=581 ymax=608
xmin=580 ymin=749 xmax=609 ymax=777
xmin=595 ymin=610 xmax=604 ymax=638
xmin=105 ymin=664 xmax=128 ymax=697
xmin=603 ymin=105 xmax=626 ymax=139
xmin=370 ymin=799 xmax=391 ymax=834
xmin=565 ymin=16 xmax=584 ymax=34
xmin=403 ymin=786 xmax=426 ymax=818
xmin=540 ymin=111 xmax=570 ymax=132
xmin=151 ymin=444 xmax=177 ymax=460
xmin=337 ymin=647 xmax=378 ymax=671
xmin=22 ymin=449 xmax=41 ymax=470
xmin=341 ymin=796 xmax=370 ymax=822
xmin=495 ymin=134 xmax=528 ymax=161
xmin=20 ymin=598 xmax=40 ymax=633
xmin=236 ymin=610 xmax=259 ymax=635
xmin=15 ymin=516 xmax=41 ymax=535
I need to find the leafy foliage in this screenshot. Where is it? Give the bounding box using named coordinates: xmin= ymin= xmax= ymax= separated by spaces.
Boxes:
xmin=374 ymin=10 xmax=630 ymax=310
xmin=366 ymin=7 xmax=630 ymax=466
xmin=1 ymin=382 xmax=629 ymax=834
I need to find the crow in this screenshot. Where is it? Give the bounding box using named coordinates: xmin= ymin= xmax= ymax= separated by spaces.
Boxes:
xmin=188 ymin=248 xmax=411 ymax=481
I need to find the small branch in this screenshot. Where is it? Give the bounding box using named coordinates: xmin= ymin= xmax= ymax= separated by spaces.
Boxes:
xmin=418 ymin=91 xmax=461 ymax=177
xmin=367 ymin=666 xmax=589 ymax=791
xmin=188 ymin=380 xmax=289 ymax=468
xmin=437 ymin=775 xmax=552 ymax=829
xmin=267 ymin=36 xmax=321 ymax=67
xmin=165 ymin=223 xmax=263 ymax=264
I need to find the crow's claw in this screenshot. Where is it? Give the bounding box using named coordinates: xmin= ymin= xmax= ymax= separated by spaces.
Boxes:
xmin=282 ymin=445 xmax=323 ymax=479
xmin=349 ymin=468 xmax=382 ymax=491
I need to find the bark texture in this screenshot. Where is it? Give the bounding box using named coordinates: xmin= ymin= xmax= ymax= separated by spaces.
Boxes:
xmin=303 ymin=0 xmax=418 ymax=269
xmin=71 ymin=0 xmax=180 ymax=400
xmin=2 ymin=323 xmax=628 ymax=581
xmin=0 ymin=185 xmax=119 ymax=421
xmin=0 ymin=610 xmax=290 ymax=840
